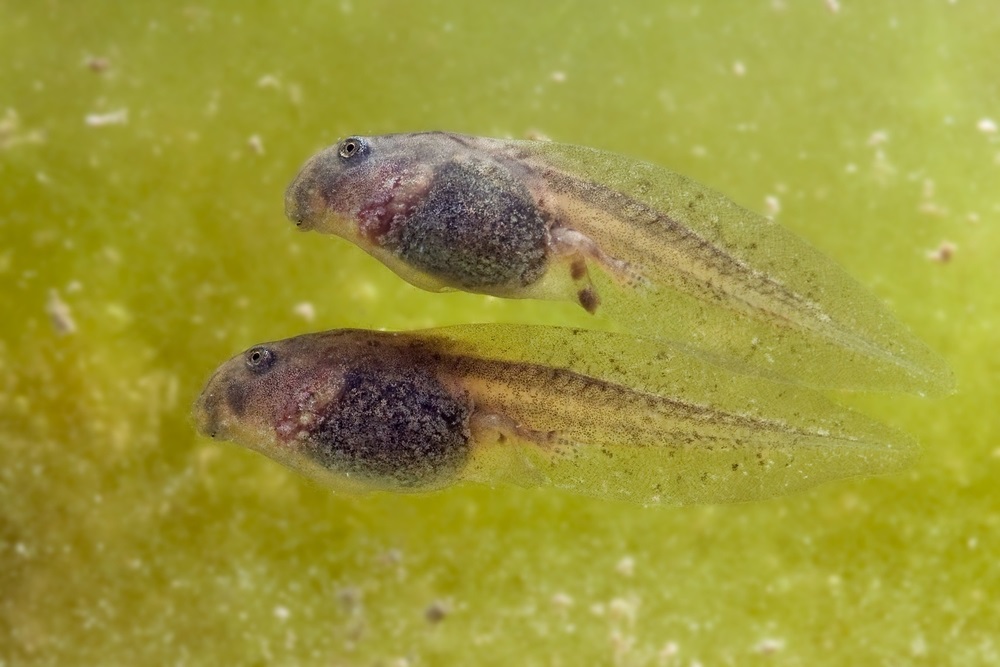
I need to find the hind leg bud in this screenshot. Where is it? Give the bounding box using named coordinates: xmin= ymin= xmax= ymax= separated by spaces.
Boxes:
xmin=551 ymin=227 xmax=649 ymax=314
xmin=471 ymin=411 xmax=558 ymax=448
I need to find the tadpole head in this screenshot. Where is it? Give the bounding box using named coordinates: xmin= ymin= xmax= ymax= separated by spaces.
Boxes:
xmin=191 ymin=332 xmax=360 ymax=457
xmin=284 ymin=135 xmax=375 ymax=233
xmin=192 ymin=335 xmax=339 ymax=454
xmin=193 ymin=343 xmax=286 ymax=444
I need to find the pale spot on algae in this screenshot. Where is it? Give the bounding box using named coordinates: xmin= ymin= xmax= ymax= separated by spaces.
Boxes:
xmin=84 ymin=108 xmax=129 ymax=127
xmin=247 ymin=134 xmax=265 ymax=155
xmin=292 ymin=301 xmax=315 ymax=322
xmin=615 ymin=555 xmax=635 ymax=577
xmin=46 ymin=289 xmax=76 ymax=336
xmin=551 ymin=592 xmax=574 ymax=610
xmin=764 ymin=194 xmax=781 ymax=218
xmin=753 ymin=637 xmax=786 ymax=655
xmin=0 ymin=108 xmax=45 ymax=150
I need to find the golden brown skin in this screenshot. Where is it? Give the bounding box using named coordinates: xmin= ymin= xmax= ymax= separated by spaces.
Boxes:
xmin=193 ymin=326 xmax=916 ymax=505
xmin=285 ymin=132 xmax=954 ymax=396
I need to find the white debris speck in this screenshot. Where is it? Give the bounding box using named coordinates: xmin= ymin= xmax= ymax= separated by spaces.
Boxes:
xmin=524 ymin=129 xmax=552 ymax=142
xmin=247 ymin=134 xmax=265 ymax=155
xmin=551 ymin=70 xmax=567 ymax=83
xmin=658 ymin=641 xmax=679 ymax=659
xmin=293 ymin=302 xmax=315 ymax=321
xmin=85 ymin=109 xmax=128 ymax=127
xmin=867 ymin=129 xmax=888 ymax=146
xmin=926 ymin=240 xmax=956 ymax=263
xmin=845 ymin=162 xmax=858 ymax=174
xmin=732 ymin=60 xmax=746 ymax=77
xmin=273 ymin=605 xmax=291 ymax=621
xmin=910 ymin=634 xmax=928 ymax=657
xmin=1 ymin=108 xmax=46 ymax=149
xmin=46 ymin=289 xmax=76 ymax=335
xmin=615 ymin=555 xmax=635 ymax=577
xmin=257 ymin=74 xmax=281 ymax=89
xmin=825 ymin=0 xmax=841 ymax=13
xmin=753 ymin=637 xmax=786 ymax=654
xmin=977 ymin=118 xmax=997 ymax=134
xmin=691 ymin=145 xmax=708 ymax=158
xmin=551 ymin=592 xmax=574 ymax=609
xmin=968 ymin=536 xmax=978 ymax=550
xmin=764 ymin=195 xmax=781 ymax=217
xmin=608 ymin=596 xmax=638 ymax=624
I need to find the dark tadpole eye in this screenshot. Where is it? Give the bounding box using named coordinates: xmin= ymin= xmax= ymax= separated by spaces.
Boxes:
xmin=245 ymin=346 xmax=276 ymax=373
xmin=338 ymin=136 xmax=368 ymax=160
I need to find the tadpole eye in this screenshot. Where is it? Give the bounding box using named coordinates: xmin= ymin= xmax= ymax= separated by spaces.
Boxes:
xmin=245 ymin=346 xmax=275 ymax=373
xmin=338 ymin=136 xmax=367 ymax=160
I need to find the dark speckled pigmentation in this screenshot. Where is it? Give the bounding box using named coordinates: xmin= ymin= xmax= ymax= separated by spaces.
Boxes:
xmin=309 ymin=364 xmax=472 ymax=487
xmin=389 ymin=160 xmax=549 ymax=289
xmin=194 ymin=327 xmax=919 ymax=504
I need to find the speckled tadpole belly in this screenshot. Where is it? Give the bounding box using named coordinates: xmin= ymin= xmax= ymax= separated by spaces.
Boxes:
xmin=386 ymin=159 xmax=550 ymax=290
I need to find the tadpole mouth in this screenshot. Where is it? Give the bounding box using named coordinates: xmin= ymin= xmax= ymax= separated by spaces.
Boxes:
xmin=284 ymin=150 xmax=332 ymax=231
xmin=283 ymin=179 xmax=308 ymax=228
xmin=192 ymin=382 xmax=228 ymax=440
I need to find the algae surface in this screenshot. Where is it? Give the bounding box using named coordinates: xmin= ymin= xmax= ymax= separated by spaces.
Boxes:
xmin=1 ymin=1 xmax=998 ymax=665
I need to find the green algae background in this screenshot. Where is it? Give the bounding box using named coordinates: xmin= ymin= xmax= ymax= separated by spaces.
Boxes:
xmin=2 ymin=0 xmax=998 ymax=664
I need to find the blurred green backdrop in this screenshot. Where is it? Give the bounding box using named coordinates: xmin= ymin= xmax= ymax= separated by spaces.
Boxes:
xmin=1 ymin=1 xmax=997 ymax=665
